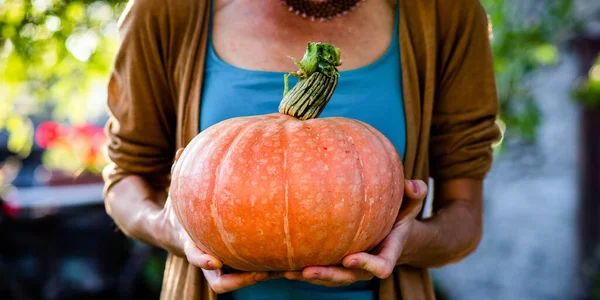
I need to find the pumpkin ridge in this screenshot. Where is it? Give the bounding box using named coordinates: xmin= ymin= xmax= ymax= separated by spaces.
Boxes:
xmin=276 ymin=118 xmax=295 ymax=270
xmin=172 ymin=122 xmax=240 ymax=254
xmin=171 ymin=126 xmax=210 ymax=202
xmin=310 ymin=119 xmax=356 ymax=263
xmin=353 ymin=119 xmax=402 ymax=244
xmin=332 ymin=119 xmax=370 ymax=258
xmin=284 ymin=150 xmax=294 ymax=269
xmin=210 ymin=122 xmax=264 ymax=270
xmin=282 ymin=126 xmax=294 ymax=269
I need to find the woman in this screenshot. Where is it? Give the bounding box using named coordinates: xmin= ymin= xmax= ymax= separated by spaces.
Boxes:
xmin=102 ymin=0 xmax=501 ymax=299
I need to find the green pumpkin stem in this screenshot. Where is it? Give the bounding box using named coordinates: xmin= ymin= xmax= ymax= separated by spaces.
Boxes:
xmin=279 ymin=42 xmax=342 ymax=120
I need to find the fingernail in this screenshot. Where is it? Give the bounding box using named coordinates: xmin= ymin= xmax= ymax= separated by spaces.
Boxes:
xmin=309 ymin=272 xmax=319 ymax=279
xmin=207 ymin=260 xmax=215 ymax=269
xmin=346 ymin=259 xmax=357 ymax=268
xmin=410 ymin=180 xmax=419 ymax=194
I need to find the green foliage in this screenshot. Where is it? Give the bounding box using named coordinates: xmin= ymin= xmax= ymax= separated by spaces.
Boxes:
xmin=0 ymin=0 xmax=126 ymax=155
xmin=0 ymin=0 xmax=582 ymax=159
xmin=482 ymin=0 xmax=579 ymax=142
xmin=572 ymin=55 xmax=600 ymax=108
xmin=5 ymin=114 xmax=33 ymax=157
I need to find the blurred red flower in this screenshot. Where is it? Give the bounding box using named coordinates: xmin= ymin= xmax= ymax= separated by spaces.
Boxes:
xmin=72 ymin=123 xmax=98 ymax=138
xmin=35 ymin=121 xmax=63 ymax=149
xmin=34 ymin=121 xmax=107 ymax=175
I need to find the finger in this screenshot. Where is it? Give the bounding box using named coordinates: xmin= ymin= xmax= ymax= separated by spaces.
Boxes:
xmin=171 ymin=148 xmax=185 ymax=174
xmin=301 ymin=266 xmax=373 ymax=285
xmin=404 ymin=179 xmax=428 ymax=200
xmin=343 ymin=246 xmax=400 ymax=279
xmin=175 ymin=148 xmax=185 ymax=161
xmin=286 ymin=268 xmax=371 ymax=288
xmin=210 ymin=271 xmax=276 ymax=294
xmin=184 ymin=240 xmax=223 ymax=270
xmin=285 ymin=270 xmax=356 ymax=288
xmin=283 ymin=271 xmax=303 ymax=280
xmin=396 ymin=180 xmax=428 ymax=221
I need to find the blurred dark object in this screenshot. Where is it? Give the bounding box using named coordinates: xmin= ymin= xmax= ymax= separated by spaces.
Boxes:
xmin=0 ymin=195 xmax=167 ymax=300
xmin=0 ymin=132 xmax=45 ymax=188
xmin=0 ymin=142 xmax=167 ymax=300
xmin=0 ymin=204 xmax=124 ymax=300
xmin=573 ymin=35 xmax=600 ymax=300
xmin=45 ymin=170 xmax=105 ymax=187
xmin=578 ymin=106 xmax=600 ymax=300
xmin=0 ymin=199 xmax=123 ymax=300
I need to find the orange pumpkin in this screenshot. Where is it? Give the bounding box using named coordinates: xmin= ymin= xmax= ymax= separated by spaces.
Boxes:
xmin=170 ymin=43 xmax=404 ymax=271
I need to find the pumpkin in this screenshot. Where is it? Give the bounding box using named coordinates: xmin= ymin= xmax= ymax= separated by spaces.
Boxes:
xmin=170 ymin=42 xmax=404 ymax=271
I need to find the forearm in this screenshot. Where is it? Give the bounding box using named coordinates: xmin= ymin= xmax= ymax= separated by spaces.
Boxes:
xmin=104 ymin=175 xmax=179 ymax=254
xmin=398 ymin=201 xmax=481 ymax=268
xmin=398 ymin=179 xmax=483 ymax=268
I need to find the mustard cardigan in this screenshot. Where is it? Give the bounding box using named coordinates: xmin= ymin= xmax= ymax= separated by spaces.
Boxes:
xmin=103 ymin=0 xmax=501 ymax=298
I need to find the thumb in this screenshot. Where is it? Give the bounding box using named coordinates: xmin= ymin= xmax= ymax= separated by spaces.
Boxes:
xmin=171 ymin=148 xmax=185 ymax=173
xmin=404 ymin=179 xmax=428 ymax=200
xmin=184 ymin=239 xmax=223 ymax=270
xmin=396 ymin=180 xmax=428 ymax=222
xmin=175 ymin=148 xmax=185 ymax=161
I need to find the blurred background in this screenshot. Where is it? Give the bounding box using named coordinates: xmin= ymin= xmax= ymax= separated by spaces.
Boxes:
xmin=0 ymin=0 xmax=598 ymax=299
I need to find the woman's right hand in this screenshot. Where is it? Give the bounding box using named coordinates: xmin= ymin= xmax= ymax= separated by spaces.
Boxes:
xmin=159 ymin=148 xmax=283 ymax=294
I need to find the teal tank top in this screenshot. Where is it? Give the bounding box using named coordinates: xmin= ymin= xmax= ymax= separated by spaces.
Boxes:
xmin=200 ymin=4 xmax=405 ymax=300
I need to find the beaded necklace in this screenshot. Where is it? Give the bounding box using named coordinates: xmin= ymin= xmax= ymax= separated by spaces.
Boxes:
xmin=281 ymin=0 xmax=365 ymax=22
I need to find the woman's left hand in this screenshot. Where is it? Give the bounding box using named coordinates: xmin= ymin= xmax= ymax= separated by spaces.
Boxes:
xmin=284 ymin=179 xmax=429 ymax=287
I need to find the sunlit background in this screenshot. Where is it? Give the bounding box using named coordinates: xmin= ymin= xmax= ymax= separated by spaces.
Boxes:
xmin=0 ymin=0 xmax=599 ymax=299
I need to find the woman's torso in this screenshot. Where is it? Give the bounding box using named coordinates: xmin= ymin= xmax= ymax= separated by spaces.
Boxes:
xmin=210 ymin=0 xmax=396 ymax=73
xmin=200 ymin=1 xmax=405 ymax=299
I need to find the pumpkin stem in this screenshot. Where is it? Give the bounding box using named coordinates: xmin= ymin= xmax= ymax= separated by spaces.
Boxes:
xmin=279 ymin=42 xmax=341 ymax=120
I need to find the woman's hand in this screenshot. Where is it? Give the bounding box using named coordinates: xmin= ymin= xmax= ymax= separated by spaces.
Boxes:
xmin=163 ymin=197 xmax=282 ymax=293
xmin=283 ymin=179 xmax=428 ymax=287
xmin=163 ymin=149 xmax=283 ymax=294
